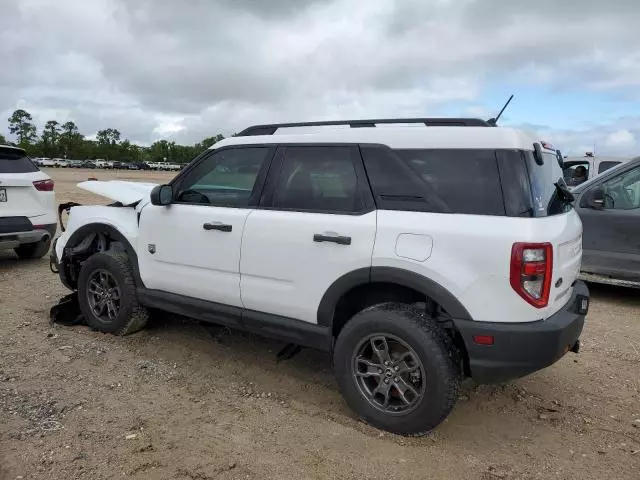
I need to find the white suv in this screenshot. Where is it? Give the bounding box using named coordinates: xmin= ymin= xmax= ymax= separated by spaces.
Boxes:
xmin=0 ymin=145 xmax=56 ymax=259
xmin=51 ymin=118 xmax=589 ymax=435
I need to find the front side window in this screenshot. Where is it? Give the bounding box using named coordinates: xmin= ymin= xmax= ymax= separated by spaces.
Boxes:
xmin=601 ymin=166 xmax=640 ymax=210
xmin=175 ymin=147 xmax=270 ymax=207
xmin=273 ymin=146 xmax=361 ymax=213
xmin=563 ymin=161 xmax=590 ymax=186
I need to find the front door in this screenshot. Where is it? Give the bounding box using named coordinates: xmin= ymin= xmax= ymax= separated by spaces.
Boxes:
xmin=137 ymin=145 xmax=275 ymax=306
xmin=240 ymin=145 xmax=377 ymax=324
xmin=578 ymin=164 xmax=640 ymax=280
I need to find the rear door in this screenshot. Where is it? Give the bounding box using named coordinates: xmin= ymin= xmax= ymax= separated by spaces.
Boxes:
xmin=0 ymin=147 xmax=52 ymax=219
xmin=240 ymin=145 xmax=377 ymax=323
xmin=578 ymin=163 xmax=640 ymax=280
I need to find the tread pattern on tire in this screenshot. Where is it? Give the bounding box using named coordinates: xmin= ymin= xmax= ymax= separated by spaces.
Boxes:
xmin=107 ymin=251 xmax=149 ymax=336
xmin=335 ymin=302 xmax=459 ymax=436
xmin=79 ymin=250 xmax=148 ymax=336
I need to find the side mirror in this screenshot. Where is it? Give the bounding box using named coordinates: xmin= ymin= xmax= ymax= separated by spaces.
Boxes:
xmin=587 ymin=187 xmax=605 ymax=210
xmin=150 ymin=184 xmax=173 ymax=206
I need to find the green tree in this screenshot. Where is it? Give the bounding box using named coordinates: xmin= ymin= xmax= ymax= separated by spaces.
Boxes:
xmin=8 ymin=109 xmax=37 ymax=146
xmin=41 ymin=120 xmax=61 ymax=157
xmin=59 ymin=121 xmax=83 ymax=158
xmin=0 ymin=132 xmax=7 ymax=145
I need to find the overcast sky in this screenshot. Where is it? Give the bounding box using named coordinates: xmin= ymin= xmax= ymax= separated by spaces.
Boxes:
xmin=1 ymin=0 xmax=639 ymax=156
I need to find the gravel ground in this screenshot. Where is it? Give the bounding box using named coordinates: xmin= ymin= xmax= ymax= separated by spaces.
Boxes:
xmin=1 ymin=168 xmax=639 ymax=480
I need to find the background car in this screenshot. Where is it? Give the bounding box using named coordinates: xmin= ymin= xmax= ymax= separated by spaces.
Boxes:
xmin=563 ymin=153 xmax=630 ymax=188
xmin=572 ymin=156 xmax=640 ymax=288
xmin=0 ymin=145 xmax=56 ymax=259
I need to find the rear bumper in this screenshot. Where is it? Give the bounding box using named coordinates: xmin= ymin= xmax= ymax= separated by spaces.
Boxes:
xmin=454 ymin=281 xmax=589 ymax=384
xmin=0 ymin=218 xmax=56 ymax=250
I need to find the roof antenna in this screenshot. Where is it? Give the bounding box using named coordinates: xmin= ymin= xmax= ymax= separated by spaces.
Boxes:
xmin=487 ymin=94 xmax=514 ymax=126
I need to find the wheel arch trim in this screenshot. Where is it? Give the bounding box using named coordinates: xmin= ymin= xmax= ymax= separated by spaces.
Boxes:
xmin=317 ymin=266 xmax=472 ymax=329
xmin=63 ymin=223 xmax=144 ymax=287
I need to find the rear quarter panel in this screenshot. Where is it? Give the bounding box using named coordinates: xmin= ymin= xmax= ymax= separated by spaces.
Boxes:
xmin=373 ymin=210 xmax=583 ymax=323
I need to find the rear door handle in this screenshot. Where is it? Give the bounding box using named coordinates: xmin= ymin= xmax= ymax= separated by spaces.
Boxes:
xmin=313 ymin=233 xmax=351 ymax=245
xmin=203 ymin=222 xmax=232 ymax=232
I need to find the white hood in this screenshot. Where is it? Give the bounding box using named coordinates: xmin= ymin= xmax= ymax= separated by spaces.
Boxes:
xmin=77 ymin=180 xmax=158 ymax=205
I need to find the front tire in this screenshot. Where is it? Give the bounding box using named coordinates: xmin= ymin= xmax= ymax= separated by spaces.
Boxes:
xmin=77 ymin=251 xmax=148 ymax=335
xmin=333 ymin=303 xmax=459 ymax=436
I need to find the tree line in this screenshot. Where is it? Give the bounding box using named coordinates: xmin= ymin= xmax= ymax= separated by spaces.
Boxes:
xmin=1 ymin=109 xmax=225 ymax=164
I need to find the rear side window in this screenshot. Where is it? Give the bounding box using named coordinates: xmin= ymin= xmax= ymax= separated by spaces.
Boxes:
xmin=525 ymin=152 xmax=568 ymax=216
xmin=598 ymin=161 xmax=620 ymax=174
xmin=0 ymin=148 xmax=39 ymax=173
xmin=394 ymin=149 xmax=505 ymax=215
xmin=273 ymin=146 xmax=363 ymax=213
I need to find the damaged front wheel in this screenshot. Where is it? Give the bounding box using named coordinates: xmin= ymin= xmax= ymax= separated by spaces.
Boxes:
xmin=77 ymin=251 xmax=149 ymax=335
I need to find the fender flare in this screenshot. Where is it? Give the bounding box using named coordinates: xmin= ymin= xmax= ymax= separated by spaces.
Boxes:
xmin=317 ymin=266 xmax=472 ymax=329
xmin=63 ymin=223 xmax=144 ymax=287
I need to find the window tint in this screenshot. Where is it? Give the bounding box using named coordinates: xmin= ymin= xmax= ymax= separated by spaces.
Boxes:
xmin=176 ymin=147 xmax=269 ymax=207
xmin=0 ymin=149 xmax=39 ymax=173
xmin=525 ymin=152 xmax=569 ymax=216
xmin=394 ymin=149 xmax=505 ymax=215
xmin=598 ymin=161 xmax=621 ymax=174
xmin=602 ymin=166 xmax=640 ymax=210
xmin=496 ymin=150 xmax=534 ymax=217
xmin=273 ymin=146 xmax=361 ymax=213
xmin=360 ymin=146 xmax=450 ymax=213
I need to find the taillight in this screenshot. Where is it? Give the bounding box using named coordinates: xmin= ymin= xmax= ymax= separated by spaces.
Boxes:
xmin=33 ymin=179 xmax=54 ymax=191
xmin=510 ymin=242 xmax=553 ymax=308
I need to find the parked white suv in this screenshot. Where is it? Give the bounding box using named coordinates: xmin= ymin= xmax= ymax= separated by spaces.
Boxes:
xmin=0 ymin=145 xmax=57 ymax=258
xmin=51 ymin=118 xmax=589 ymax=435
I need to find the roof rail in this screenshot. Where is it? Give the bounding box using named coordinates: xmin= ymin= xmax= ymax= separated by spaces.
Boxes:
xmin=235 ymin=117 xmax=491 ymax=136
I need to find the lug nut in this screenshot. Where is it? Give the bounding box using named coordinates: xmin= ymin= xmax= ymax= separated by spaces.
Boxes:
xmin=394 ymin=366 xmax=399 ymax=371
xmin=384 ymin=378 xmax=390 ymax=384
xmin=378 ymin=368 xmax=383 ymax=374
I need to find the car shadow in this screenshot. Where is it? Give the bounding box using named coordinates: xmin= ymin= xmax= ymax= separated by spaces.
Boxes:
xmin=586 ymin=281 xmax=640 ymax=307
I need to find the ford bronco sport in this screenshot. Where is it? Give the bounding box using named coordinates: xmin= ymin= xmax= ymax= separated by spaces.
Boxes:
xmin=51 ymin=118 xmax=588 ymax=435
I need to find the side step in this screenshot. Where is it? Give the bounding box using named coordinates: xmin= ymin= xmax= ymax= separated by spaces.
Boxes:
xmin=578 ymin=272 xmax=640 ymax=289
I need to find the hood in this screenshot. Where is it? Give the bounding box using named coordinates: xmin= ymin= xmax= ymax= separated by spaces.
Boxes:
xmin=77 ymin=180 xmax=158 ymax=205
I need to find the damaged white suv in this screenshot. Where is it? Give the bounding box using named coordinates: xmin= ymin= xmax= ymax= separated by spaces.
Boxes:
xmin=51 ymin=118 xmax=589 ymax=435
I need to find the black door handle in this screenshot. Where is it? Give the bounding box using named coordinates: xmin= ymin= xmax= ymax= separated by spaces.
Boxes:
xmin=313 ymin=234 xmax=351 ymax=245
xmin=203 ymin=222 xmax=232 ymax=232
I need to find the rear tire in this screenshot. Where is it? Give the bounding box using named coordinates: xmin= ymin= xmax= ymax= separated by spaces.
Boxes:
xmin=77 ymin=251 xmax=148 ymax=335
xmin=14 ymin=238 xmax=51 ymax=259
xmin=333 ymin=303 xmax=459 ymax=436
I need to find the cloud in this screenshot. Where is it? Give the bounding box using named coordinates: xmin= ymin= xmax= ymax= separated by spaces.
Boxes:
xmin=605 ymin=129 xmax=636 ymax=149
xmin=1 ymin=0 xmax=639 ymax=155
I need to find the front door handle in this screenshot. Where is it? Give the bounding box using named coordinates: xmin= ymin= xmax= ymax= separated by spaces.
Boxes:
xmin=203 ymin=222 xmax=232 ymax=232
xmin=313 ymin=233 xmax=351 ymax=245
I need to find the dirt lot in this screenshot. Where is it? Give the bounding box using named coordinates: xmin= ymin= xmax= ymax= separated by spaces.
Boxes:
xmin=1 ymin=168 xmax=639 ymax=480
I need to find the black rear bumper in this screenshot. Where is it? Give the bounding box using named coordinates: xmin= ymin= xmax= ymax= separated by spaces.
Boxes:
xmin=454 ymin=281 xmax=589 ymax=384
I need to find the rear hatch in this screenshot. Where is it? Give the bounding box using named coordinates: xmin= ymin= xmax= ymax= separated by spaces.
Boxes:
xmin=521 ymin=147 xmax=582 ymax=316
xmin=0 ymin=146 xmax=53 ymax=218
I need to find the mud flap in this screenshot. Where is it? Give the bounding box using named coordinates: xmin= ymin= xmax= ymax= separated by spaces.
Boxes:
xmin=49 ymin=292 xmax=86 ymax=327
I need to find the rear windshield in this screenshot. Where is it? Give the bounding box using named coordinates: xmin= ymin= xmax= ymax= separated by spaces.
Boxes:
xmin=0 ymin=148 xmax=39 ymax=173
xmin=361 ymin=147 xmax=569 ymax=217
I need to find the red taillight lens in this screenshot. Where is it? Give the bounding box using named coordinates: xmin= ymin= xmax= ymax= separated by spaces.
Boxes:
xmin=33 ymin=179 xmax=54 ymax=191
xmin=510 ymin=243 xmax=553 ymax=308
